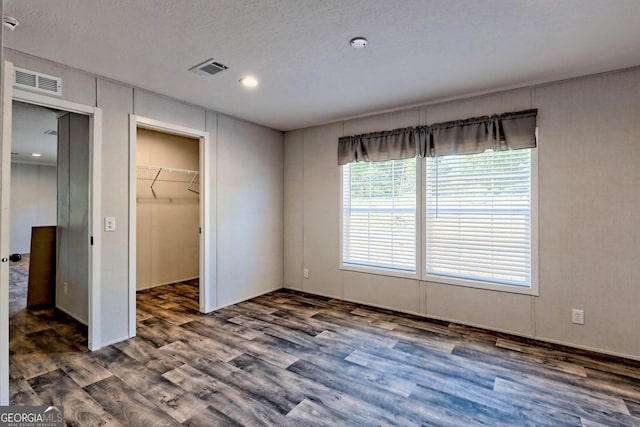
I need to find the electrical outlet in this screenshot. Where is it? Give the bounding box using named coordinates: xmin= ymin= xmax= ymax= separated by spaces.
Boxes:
xmin=303 ymin=268 xmax=310 ymax=279
xmin=104 ymin=217 xmax=116 ymax=232
xmin=63 ymin=282 xmax=68 ymax=295
xmin=572 ymin=309 xmax=584 ymax=325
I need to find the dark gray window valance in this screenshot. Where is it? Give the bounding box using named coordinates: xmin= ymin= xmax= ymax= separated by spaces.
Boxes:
xmin=338 ymin=109 xmax=537 ymax=165
xmin=337 ymin=127 xmax=416 ymax=165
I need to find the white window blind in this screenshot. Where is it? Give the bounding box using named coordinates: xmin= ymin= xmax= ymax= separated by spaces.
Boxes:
xmin=426 ymin=149 xmax=532 ymax=286
xmin=342 ymin=158 xmax=416 ymax=272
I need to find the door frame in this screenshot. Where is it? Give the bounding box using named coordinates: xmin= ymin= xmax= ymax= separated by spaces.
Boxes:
xmin=11 ymin=90 xmax=103 ymax=350
xmin=128 ymin=115 xmax=212 ymax=338
xmin=1 ymin=61 xmax=103 ymax=403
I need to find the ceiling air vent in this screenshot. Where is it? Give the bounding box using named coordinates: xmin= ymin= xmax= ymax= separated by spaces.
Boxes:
xmin=13 ymin=67 xmax=62 ymax=96
xmin=189 ymin=58 xmax=228 ymax=77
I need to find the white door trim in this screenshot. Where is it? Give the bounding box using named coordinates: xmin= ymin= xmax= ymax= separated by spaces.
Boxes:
xmin=128 ymin=115 xmax=212 ymax=338
xmin=0 ymin=61 xmax=15 ymax=406
xmin=10 ymin=88 xmax=103 ymax=351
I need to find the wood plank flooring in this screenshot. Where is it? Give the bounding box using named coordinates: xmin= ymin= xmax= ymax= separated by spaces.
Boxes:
xmin=8 ymin=281 xmax=640 ymax=426
xmin=9 ymin=253 xmax=29 ymax=315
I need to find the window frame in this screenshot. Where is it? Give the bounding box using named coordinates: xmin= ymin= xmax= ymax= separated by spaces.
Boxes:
xmin=339 ymin=158 xmax=422 ymax=280
xmin=339 ymin=148 xmax=538 ymax=296
xmin=421 ymin=148 xmax=539 ymax=296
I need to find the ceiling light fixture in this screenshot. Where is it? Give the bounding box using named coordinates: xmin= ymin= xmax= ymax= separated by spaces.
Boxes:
xmin=31 ymin=153 xmax=41 ymax=157
xmin=2 ymin=16 xmax=19 ymax=31
xmin=350 ymin=37 xmax=368 ymax=49
xmin=239 ymin=77 xmax=258 ymax=88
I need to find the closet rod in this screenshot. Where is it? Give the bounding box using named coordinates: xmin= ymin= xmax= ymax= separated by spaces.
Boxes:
xmin=137 ymin=164 xmax=200 ymax=175
xmin=137 ymin=165 xmax=200 ymax=194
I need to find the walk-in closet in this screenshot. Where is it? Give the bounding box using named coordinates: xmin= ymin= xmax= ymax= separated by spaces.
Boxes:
xmin=136 ymin=128 xmax=200 ymax=296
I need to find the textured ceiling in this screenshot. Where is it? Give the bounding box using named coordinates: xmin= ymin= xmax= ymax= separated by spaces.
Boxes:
xmin=4 ymin=0 xmax=640 ymax=131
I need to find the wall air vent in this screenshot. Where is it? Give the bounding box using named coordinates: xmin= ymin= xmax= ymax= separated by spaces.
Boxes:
xmin=189 ymin=58 xmax=229 ymax=77
xmin=13 ymin=67 xmax=62 ymax=96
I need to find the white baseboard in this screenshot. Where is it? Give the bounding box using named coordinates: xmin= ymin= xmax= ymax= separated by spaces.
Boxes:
xmin=54 ymin=305 xmax=88 ymax=326
xmin=136 ymin=276 xmax=199 ymax=291
xmin=212 ymin=286 xmax=282 ymax=312
xmin=97 ymin=334 xmax=133 ymax=348
xmin=288 ymin=288 xmax=640 ymax=362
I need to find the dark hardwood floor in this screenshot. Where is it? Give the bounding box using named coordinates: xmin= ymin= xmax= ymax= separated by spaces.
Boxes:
xmin=8 ymin=274 xmax=640 ymax=426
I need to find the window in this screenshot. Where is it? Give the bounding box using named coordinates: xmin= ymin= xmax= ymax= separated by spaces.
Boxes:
xmin=340 ymin=149 xmax=536 ymax=292
xmin=341 ymin=158 xmax=416 ymax=273
xmin=425 ymin=149 xmax=533 ymax=287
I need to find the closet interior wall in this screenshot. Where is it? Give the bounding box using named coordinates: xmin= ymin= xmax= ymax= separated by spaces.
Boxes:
xmin=136 ymin=128 xmax=200 ymax=290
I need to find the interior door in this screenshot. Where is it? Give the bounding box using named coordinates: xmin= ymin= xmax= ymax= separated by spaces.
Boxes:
xmin=0 ymin=61 xmax=14 ymax=405
xmin=57 ymin=112 xmax=90 ymax=324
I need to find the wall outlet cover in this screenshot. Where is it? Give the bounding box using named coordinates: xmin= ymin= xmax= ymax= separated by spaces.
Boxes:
xmin=571 ymin=309 xmax=584 ymax=325
xmin=104 ymin=216 xmax=116 ymax=232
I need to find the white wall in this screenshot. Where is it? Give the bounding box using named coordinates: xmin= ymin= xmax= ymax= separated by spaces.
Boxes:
xmin=136 ymin=128 xmax=200 ymax=289
xmin=284 ymin=68 xmax=640 ymax=360
xmin=9 ymin=163 xmax=56 ymax=254
xmin=4 ymin=49 xmax=284 ymax=347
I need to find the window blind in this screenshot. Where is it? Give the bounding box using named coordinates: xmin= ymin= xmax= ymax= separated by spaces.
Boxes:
xmin=342 ymin=158 xmax=416 ymax=272
xmin=426 ymin=149 xmax=532 ymax=286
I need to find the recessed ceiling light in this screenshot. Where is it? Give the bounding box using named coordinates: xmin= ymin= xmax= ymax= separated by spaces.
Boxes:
xmin=31 ymin=153 xmax=41 ymax=157
xmin=350 ymin=37 xmax=368 ymax=49
xmin=239 ymin=77 xmax=259 ymax=88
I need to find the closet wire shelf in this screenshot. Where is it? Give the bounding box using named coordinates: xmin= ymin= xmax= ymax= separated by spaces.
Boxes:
xmin=137 ymin=165 xmax=200 ymax=196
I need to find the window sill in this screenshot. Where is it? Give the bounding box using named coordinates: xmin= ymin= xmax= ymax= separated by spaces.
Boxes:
xmin=340 ymin=263 xmax=418 ymax=280
xmin=338 ymin=264 xmax=539 ymax=296
xmin=423 ymin=273 xmax=539 ymax=296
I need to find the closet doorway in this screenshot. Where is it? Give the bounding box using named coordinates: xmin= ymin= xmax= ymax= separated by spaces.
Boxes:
xmin=128 ymin=116 xmax=212 ymax=338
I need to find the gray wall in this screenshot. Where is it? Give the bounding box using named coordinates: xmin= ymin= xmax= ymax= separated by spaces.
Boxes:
xmin=4 ymin=49 xmax=284 ymax=347
xmin=217 ymin=115 xmax=284 ymax=306
xmin=9 ymin=163 xmax=56 ymax=254
xmin=284 ymin=67 xmax=640 ymax=360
